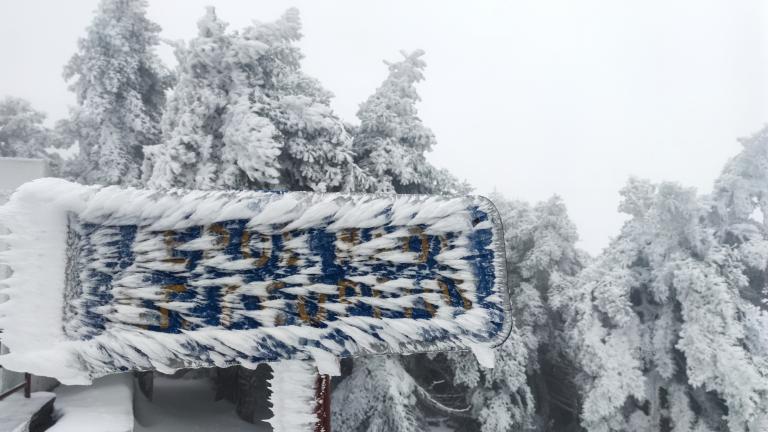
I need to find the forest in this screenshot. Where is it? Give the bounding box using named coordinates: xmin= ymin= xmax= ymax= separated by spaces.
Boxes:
xmin=0 ymin=1 xmax=766 ymax=431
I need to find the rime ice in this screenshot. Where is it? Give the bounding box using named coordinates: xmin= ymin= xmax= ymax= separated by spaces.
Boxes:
xmin=0 ymin=179 xmax=510 ymax=384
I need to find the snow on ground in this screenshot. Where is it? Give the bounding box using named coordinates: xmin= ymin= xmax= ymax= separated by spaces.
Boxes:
xmin=0 ymin=391 xmax=55 ymax=432
xmin=50 ymin=371 xmax=455 ymax=431
xmin=136 ymin=373 xmax=452 ymax=432
xmin=133 ymin=376 xmax=267 ymax=432
xmin=50 ymin=374 xmax=133 ymax=432
xmin=52 ymin=373 xmax=265 ymax=431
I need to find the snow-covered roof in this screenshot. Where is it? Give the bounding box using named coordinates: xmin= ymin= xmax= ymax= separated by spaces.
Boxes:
xmin=0 ymin=179 xmax=510 ymax=383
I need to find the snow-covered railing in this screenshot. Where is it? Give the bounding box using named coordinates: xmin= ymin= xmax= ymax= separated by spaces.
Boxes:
xmin=0 ymin=179 xmax=511 ymax=387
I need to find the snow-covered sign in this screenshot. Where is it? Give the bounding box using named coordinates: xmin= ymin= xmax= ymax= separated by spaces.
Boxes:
xmin=0 ymin=179 xmax=510 ymax=383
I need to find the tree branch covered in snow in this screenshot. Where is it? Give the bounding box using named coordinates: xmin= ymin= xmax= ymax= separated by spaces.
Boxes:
xmin=561 ymin=164 xmax=768 ymax=430
xmin=143 ymin=8 xmax=370 ymax=193
xmin=352 ymin=50 xmax=467 ymax=195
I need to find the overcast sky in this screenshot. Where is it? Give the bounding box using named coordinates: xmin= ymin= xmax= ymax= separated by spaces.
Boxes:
xmin=1 ymin=0 xmax=767 ymax=254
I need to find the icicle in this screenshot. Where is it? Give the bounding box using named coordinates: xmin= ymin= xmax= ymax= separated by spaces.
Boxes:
xmin=267 ymin=360 xmax=319 ymax=432
xmin=470 ymin=343 xmax=496 ymax=368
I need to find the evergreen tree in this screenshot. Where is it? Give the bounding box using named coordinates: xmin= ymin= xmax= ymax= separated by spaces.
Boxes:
xmin=143 ymin=7 xmax=280 ymax=190
xmin=0 ymin=96 xmax=66 ymax=172
xmin=712 ymin=125 xmax=768 ymax=306
xmin=333 ymin=356 xmax=429 ymax=432
xmin=272 ymin=73 xmax=373 ymax=192
xmin=144 ymin=7 xmax=368 ymax=192
xmin=353 ymin=50 xmax=463 ymax=194
xmin=561 ymin=173 xmax=768 ymax=431
xmin=64 ymin=0 xmax=170 ymax=186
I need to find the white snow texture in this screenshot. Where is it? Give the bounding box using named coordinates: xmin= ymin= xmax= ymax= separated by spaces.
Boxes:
xmin=0 ymin=178 xmax=509 ymax=384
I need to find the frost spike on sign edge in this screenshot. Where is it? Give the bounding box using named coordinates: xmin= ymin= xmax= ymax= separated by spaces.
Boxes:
xmin=0 ymin=179 xmax=511 ymax=384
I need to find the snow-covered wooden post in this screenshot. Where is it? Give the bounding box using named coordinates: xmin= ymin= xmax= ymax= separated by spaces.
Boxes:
xmin=0 ymin=179 xmax=512 ymax=431
xmin=314 ymin=374 xmax=331 ymax=431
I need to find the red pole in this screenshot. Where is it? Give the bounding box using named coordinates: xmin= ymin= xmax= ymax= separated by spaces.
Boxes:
xmin=314 ymin=374 xmax=331 ymax=432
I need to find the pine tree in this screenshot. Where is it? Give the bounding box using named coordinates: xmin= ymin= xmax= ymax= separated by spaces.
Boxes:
xmin=353 ymin=50 xmax=463 ymax=194
xmin=272 ymin=72 xmax=373 ymax=192
xmin=143 ymin=6 xmax=265 ymax=189
xmin=712 ymin=125 xmax=768 ymax=306
xmin=144 ymin=7 xmax=368 ymax=192
xmin=560 ymin=173 xmax=768 ymax=431
xmin=0 ymin=96 xmax=62 ymax=161
xmin=333 ymin=356 xmax=429 ymax=432
xmin=64 ymin=0 xmax=170 ymax=186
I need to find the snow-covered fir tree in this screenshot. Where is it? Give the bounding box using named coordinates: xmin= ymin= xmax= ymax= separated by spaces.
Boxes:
xmin=353 ymin=50 xmax=463 ymax=194
xmin=560 ymin=170 xmax=768 ymax=431
xmin=143 ymin=7 xmax=280 ymax=190
xmin=333 ymin=356 xmax=429 ymax=432
xmin=63 ymin=0 xmax=170 ymax=186
xmin=144 ymin=7 xmax=368 ymax=192
xmin=273 ymin=73 xmax=374 ymax=192
xmin=0 ymin=96 xmax=63 ymax=166
xmin=712 ymin=125 xmax=768 ymax=307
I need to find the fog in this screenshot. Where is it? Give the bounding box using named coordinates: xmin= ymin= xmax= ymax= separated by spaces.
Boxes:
xmin=1 ymin=0 xmax=766 ymax=253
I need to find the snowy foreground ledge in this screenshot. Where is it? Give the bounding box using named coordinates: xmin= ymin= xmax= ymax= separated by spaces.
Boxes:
xmin=48 ymin=374 xmax=133 ymax=432
xmin=0 ymin=392 xmax=55 ymax=432
xmin=0 ymin=179 xmax=510 ymax=384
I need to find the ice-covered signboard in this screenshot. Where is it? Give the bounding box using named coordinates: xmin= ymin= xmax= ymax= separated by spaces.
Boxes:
xmin=0 ymin=158 xmax=49 ymax=393
xmin=0 ymin=179 xmax=510 ymax=384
